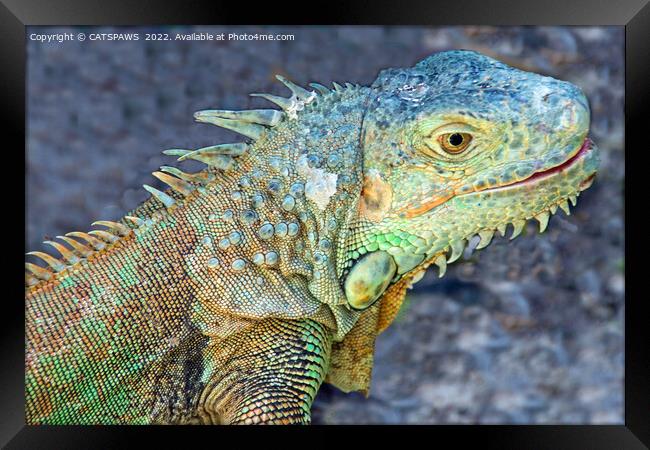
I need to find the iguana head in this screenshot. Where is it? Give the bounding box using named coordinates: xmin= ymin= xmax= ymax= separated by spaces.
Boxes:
xmin=343 ymin=50 xmax=599 ymax=310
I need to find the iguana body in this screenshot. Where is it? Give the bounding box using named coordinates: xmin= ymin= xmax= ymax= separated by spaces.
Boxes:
xmin=25 ymin=51 xmax=599 ymax=424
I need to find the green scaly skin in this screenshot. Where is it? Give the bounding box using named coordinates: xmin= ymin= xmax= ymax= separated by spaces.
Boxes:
xmin=25 ymin=50 xmax=599 ymax=424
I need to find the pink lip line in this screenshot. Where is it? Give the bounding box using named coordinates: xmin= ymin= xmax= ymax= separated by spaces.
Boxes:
xmin=480 ymin=137 xmax=594 ymax=193
xmin=404 ymin=137 xmax=594 ymax=218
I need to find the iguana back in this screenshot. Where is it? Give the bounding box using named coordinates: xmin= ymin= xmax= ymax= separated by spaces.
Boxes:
xmin=26 ymin=81 xmax=368 ymax=423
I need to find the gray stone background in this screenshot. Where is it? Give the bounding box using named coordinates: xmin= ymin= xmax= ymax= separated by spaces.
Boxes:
xmin=26 ymin=26 xmax=624 ymax=424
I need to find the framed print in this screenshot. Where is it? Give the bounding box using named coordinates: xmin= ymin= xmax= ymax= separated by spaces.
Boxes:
xmin=2 ymin=0 xmax=646 ymax=447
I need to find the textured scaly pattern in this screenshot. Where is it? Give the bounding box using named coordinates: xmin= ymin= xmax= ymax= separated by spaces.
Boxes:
xmin=26 ymin=51 xmax=599 ymax=424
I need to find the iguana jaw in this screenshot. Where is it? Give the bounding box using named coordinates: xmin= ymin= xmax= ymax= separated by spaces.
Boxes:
xmin=343 ymin=131 xmax=599 ymax=306
xmin=396 ymin=134 xmax=600 ymax=282
xmin=472 ymin=136 xmax=596 ymax=194
xmin=395 ymin=137 xmax=595 ymax=219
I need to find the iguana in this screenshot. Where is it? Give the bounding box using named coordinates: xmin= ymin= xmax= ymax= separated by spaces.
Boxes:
xmin=25 ymin=50 xmax=599 ymax=424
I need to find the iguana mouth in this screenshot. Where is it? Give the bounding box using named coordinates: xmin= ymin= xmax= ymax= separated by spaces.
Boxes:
xmin=399 ymin=137 xmax=596 ymax=219
xmin=482 ymin=137 xmax=595 ymax=193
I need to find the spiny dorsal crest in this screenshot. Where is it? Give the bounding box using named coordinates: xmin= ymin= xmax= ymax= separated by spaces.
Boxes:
xmin=25 ymin=75 xmax=350 ymax=288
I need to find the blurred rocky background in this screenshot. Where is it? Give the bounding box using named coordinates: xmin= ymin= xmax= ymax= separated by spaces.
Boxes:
xmin=26 ymin=26 xmax=624 ymax=424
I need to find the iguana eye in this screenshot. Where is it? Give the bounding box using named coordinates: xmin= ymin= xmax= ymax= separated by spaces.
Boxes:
xmin=438 ymin=132 xmax=472 ymax=154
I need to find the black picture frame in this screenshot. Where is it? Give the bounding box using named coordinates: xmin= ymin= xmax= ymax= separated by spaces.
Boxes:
xmin=2 ymin=0 xmax=646 ymax=447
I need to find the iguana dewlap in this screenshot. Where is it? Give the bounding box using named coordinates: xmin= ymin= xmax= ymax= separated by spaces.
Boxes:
xmin=25 ymin=50 xmax=599 ymax=424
